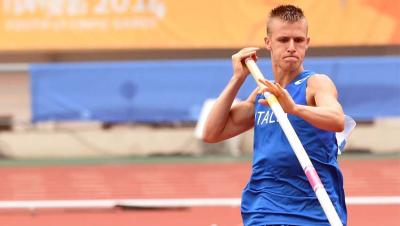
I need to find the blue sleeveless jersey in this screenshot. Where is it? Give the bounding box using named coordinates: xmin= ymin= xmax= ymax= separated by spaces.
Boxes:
xmin=241 ymin=70 xmax=347 ymax=226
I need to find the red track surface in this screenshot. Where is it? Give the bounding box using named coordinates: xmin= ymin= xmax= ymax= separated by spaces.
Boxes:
xmin=0 ymin=158 xmax=399 ymax=226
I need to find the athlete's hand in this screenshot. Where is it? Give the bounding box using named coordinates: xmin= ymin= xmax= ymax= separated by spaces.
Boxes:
xmin=231 ymin=47 xmax=259 ymax=80
xmin=258 ymin=79 xmax=298 ymax=114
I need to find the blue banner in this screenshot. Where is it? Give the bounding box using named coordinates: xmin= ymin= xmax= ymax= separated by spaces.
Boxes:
xmin=304 ymin=56 xmax=400 ymax=120
xmin=30 ymin=56 xmax=400 ymax=123
xmin=30 ymin=60 xmax=257 ymax=123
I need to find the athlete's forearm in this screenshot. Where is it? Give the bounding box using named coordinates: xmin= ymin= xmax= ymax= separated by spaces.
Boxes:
xmin=293 ymin=105 xmax=344 ymax=132
xmin=203 ymin=76 xmax=246 ymax=142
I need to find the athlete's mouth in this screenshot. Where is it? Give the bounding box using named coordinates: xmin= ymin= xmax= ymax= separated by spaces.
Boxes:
xmin=283 ymin=56 xmax=299 ymax=62
xmin=284 ymin=56 xmax=298 ymax=59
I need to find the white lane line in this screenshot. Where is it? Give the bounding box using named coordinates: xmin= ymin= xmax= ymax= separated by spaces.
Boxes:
xmin=0 ymin=196 xmax=398 ymax=210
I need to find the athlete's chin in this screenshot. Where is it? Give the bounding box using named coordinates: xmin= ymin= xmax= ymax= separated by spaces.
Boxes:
xmin=280 ymin=63 xmax=300 ymax=72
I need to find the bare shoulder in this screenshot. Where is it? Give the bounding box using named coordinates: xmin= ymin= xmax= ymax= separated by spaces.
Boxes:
xmin=308 ymin=73 xmax=335 ymax=86
xmin=307 ymin=73 xmax=338 ymax=94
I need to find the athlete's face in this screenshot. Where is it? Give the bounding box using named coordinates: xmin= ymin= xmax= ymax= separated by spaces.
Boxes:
xmin=265 ymin=18 xmax=310 ymax=73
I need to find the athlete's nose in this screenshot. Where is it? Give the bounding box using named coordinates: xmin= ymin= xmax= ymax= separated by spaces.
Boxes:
xmin=287 ymin=39 xmax=296 ymax=53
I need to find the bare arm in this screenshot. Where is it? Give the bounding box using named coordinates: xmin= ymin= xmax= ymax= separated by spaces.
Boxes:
xmin=202 ymin=87 xmax=257 ymax=143
xmin=258 ymin=74 xmax=344 ymax=132
xmin=202 ymin=47 xmax=259 ymax=143
xmin=294 ymin=75 xmax=344 ymax=131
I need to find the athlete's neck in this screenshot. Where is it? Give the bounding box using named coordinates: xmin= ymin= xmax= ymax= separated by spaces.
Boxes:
xmin=273 ymin=65 xmax=304 ymax=87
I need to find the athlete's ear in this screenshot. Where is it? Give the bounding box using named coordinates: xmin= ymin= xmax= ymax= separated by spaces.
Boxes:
xmin=305 ymin=36 xmax=310 ymax=50
xmin=264 ymin=36 xmax=271 ymax=51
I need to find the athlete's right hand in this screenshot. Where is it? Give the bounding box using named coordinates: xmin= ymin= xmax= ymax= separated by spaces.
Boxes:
xmin=231 ymin=47 xmax=259 ymax=80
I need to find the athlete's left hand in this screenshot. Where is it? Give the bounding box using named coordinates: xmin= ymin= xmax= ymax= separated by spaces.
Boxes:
xmin=258 ymin=79 xmax=298 ymax=114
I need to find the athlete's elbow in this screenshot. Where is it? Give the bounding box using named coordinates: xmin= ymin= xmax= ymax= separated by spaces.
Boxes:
xmin=201 ymin=126 xmax=219 ymax=143
xmin=323 ymin=115 xmax=344 ymax=132
xmin=332 ymin=124 xmax=344 ymax=132
xmin=202 ymin=133 xmax=220 ymax=143
xmin=333 ymin=115 xmax=345 ymax=132
xmin=202 ymin=136 xmax=217 ymax=143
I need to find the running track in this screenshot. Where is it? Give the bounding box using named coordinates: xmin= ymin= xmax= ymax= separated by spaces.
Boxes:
xmin=0 ymin=158 xmax=398 ymax=226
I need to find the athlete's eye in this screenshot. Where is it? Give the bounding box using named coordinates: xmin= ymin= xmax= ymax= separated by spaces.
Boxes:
xmin=294 ymin=37 xmax=305 ymax=43
xmin=277 ymin=37 xmax=290 ymax=43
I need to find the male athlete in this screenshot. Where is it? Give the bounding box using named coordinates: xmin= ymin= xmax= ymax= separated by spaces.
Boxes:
xmin=203 ymin=5 xmax=347 ymax=226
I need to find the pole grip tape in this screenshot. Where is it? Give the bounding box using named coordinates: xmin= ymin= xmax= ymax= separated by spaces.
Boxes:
xmin=304 ymin=166 xmax=324 ymax=192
